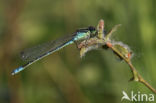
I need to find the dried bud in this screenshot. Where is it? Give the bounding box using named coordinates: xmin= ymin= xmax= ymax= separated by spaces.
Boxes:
xmin=112 ymin=41 xmax=133 ymax=60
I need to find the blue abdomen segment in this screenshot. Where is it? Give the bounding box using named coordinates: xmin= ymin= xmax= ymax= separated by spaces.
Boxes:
xmin=12 ymin=66 xmax=24 ymax=75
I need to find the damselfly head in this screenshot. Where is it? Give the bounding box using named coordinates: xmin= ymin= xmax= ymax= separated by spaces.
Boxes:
xmin=88 ymin=26 xmax=97 ymax=37
xmin=88 ymin=26 xmax=95 ymax=32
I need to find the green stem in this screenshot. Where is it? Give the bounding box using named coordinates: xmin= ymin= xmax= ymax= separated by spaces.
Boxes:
xmin=111 ymin=45 xmax=156 ymax=94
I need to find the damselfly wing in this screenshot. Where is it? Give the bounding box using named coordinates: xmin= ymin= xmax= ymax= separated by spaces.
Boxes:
xmin=12 ymin=26 xmax=96 ymax=75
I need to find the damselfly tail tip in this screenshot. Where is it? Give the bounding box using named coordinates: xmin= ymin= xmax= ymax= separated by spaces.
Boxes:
xmin=11 ymin=66 xmax=24 ymax=75
xmin=11 ymin=72 xmax=16 ymax=75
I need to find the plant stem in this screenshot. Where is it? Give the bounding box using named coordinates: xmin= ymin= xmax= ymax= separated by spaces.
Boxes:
xmin=79 ymin=20 xmax=156 ymax=94
xmin=110 ymin=45 xmax=156 ymax=94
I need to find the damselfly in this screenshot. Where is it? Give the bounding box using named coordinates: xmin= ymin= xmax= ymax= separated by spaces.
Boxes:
xmin=12 ymin=26 xmax=96 ymax=75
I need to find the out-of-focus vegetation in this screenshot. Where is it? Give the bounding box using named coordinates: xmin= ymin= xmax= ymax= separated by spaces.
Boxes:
xmin=0 ymin=0 xmax=156 ymax=103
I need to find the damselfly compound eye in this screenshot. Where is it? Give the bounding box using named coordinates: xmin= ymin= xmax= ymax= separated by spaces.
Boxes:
xmin=88 ymin=26 xmax=95 ymax=32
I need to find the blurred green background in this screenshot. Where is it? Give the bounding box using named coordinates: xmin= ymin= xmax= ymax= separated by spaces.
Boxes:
xmin=0 ymin=0 xmax=156 ymax=103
